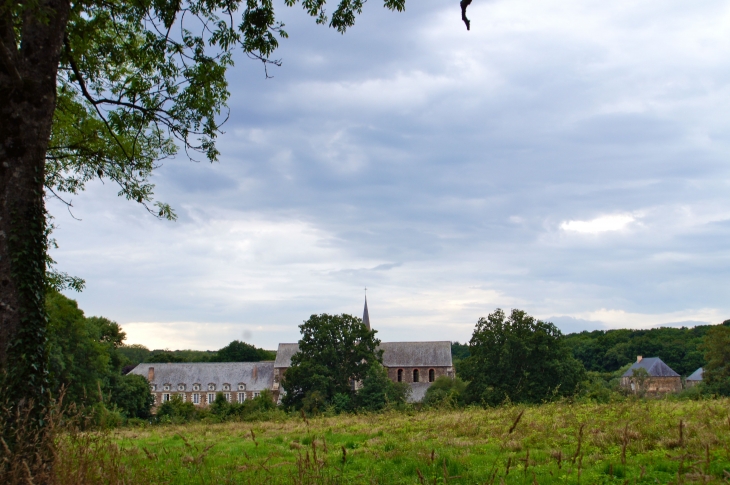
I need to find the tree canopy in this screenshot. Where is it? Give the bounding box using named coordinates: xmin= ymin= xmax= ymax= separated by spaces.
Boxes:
xmin=700 ymin=324 xmax=730 ymax=396
xmin=460 ymin=308 xmax=585 ymax=406
xmin=281 ymin=313 xmax=382 ymax=410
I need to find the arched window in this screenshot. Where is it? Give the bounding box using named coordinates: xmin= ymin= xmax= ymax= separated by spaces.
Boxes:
xmin=413 ymin=369 xmax=419 ymax=383
xmin=429 ymin=369 xmax=435 ymax=382
xmin=397 ymin=369 xmax=403 ymax=382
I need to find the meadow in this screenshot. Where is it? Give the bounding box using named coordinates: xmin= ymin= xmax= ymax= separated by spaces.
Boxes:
xmin=54 ymin=398 xmax=730 ymax=484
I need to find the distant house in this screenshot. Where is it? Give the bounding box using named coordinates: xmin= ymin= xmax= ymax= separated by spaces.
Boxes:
xmin=685 ymin=367 xmax=703 ymax=388
xmin=620 ymin=356 xmax=682 ymax=394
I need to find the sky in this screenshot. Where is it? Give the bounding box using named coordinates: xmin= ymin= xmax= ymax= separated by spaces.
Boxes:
xmin=48 ymin=0 xmax=730 ymax=351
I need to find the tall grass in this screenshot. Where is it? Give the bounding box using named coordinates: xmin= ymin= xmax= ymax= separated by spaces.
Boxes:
xmin=4 ymin=398 xmax=730 ymax=483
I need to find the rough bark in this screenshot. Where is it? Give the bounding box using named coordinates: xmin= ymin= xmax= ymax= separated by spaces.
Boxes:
xmin=0 ymin=0 xmax=70 ymax=409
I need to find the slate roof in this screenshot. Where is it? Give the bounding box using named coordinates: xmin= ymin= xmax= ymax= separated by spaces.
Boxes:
xmin=621 ymin=357 xmax=680 ymax=378
xmin=363 ymin=297 xmax=371 ymax=331
xmin=380 ymin=341 xmax=453 ymax=368
xmin=273 ymin=341 xmax=453 ymax=369
xmin=274 ymin=343 xmax=300 ymax=368
xmin=129 ymin=362 xmax=274 ymax=391
xmin=686 ymin=367 xmax=703 ymax=381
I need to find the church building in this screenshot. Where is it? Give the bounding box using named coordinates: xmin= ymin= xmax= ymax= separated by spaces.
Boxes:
xmin=131 ymin=297 xmax=454 ymax=406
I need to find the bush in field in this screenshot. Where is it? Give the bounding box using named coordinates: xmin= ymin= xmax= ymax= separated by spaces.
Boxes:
xmin=157 ymin=395 xmax=197 ymax=422
xmin=461 ymin=308 xmax=585 ymax=406
xmin=423 ymin=376 xmax=466 ymax=407
xmin=356 ymin=363 xmax=411 ymax=411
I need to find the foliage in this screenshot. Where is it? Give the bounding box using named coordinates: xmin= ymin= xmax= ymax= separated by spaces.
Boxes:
xmin=211 ymin=340 xmax=276 ymax=362
xmin=451 ymin=341 xmax=470 ymax=376
xmin=355 ymin=363 xmax=410 ymax=411
xmin=461 ymin=308 xmax=585 ymax=406
xmin=281 ymin=313 xmax=382 ymax=410
xmin=157 ymin=395 xmax=198 ymax=423
xmin=107 ymin=373 xmax=155 ymax=419
xmin=423 ymin=376 xmax=466 ymax=407
xmin=700 ymin=325 xmax=730 ymax=395
xmin=564 ymin=324 xmax=711 ymax=376
xmin=146 ymin=351 xmax=185 ymax=363
xmin=44 ymin=291 xmax=153 ymax=419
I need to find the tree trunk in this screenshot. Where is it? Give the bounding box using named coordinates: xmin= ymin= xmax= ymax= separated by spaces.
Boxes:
xmin=0 ymin=0 xmax=70 ymax=412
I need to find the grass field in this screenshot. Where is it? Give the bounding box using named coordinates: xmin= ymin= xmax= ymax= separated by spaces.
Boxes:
xmin=63 ymin=399 xmax=730 ymax=484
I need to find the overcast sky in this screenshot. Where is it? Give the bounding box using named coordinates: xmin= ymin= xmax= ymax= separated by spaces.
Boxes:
xmin=49 ymin=0 xmax=730 ymax=350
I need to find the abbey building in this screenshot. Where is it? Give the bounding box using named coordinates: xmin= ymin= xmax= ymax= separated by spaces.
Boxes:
xmin=129 ymin=297 xmax=454 ymax=407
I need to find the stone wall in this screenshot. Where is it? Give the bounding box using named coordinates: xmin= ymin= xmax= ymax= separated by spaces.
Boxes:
xmin=620 ymin=376 xmax=682 ymax=395
xmin=385 ymin=366 xmax=453 ymax=384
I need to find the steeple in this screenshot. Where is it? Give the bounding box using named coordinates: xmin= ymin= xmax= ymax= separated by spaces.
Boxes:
xmin=363 ymin=291 xmax=371 ymax=331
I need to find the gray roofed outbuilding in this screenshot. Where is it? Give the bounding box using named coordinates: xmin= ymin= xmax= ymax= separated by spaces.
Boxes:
xmin=129 ymin=362 xmax=274 ymax=391
xmin=621 ymin=357 xmax=680 ymax=378
xmin=273 ymin=341 xmax=453 ymax=369
xmin=686 ymin=367 xmax=703 ymax=381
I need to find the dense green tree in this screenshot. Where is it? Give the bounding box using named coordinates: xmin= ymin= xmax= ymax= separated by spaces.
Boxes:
xmin=461 ymin=309 xmax=585 ymax=406
xmin=146 ymin=351 xmax=185 ymax=363
xmin=355 ymin=363 xmax=410 ymax=411
xmin=281 ymin=313 xmax=381 ymax=410
xmin=0 ymin=0 xmax=409 ymax=449
xmin=107 ymin=373 xmax=154 ymax=419
xmin=118 ymin=344 xmax=152 ymax=367
xmin=212 ymin=340 xmax=275 ymax=362
xmin=700 ymin=325 xmax=730 ymax=396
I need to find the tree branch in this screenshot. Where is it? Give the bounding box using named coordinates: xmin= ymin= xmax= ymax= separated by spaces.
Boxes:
xmin=460 ymin=0 xmax=472 ymax=31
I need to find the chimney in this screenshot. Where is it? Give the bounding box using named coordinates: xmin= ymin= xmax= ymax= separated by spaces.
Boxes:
xmin=253 ymin=365 xmax=257 ymax=380
xmin=148 ymin=367 xmax=155 ymax=381
xmin=636 ymin=356 xmax=643 ymax=363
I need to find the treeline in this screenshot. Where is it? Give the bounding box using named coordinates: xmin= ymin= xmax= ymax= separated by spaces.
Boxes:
xmin=119 ymin=341 xmax=276 ymax=370
xmin=45 ymin=291 xmax=275 ymax=423
xmin=452 ymin=321 xmax=730 ymax=378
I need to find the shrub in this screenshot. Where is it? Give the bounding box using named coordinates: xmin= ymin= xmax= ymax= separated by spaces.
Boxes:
xmin=157 ymin=395 xmax=196 ymax=422
xmin=423 ymin=376 xmax=466 ymax=407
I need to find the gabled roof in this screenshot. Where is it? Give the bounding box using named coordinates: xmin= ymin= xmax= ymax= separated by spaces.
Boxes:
xmin=686 ymin=367 xmax=703 ymax=381
xmin=273 ymin=341 xmax=453 ymax=369
xmin=380 ymin=341 xmax=453 ymax=367
xmin=129 ymin=362 xmax=274 ymax=391
xmin=621 ymin=357 xmax=680 ymax=378
xmin=274 ymin=343 xmax=300 ymax=368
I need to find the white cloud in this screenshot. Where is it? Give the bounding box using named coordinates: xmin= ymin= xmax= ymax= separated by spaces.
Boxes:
xmin=560 ymin=214 xmax=636 ymax=234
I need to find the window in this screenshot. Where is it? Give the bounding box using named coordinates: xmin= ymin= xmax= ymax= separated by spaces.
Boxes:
xmin=429 ymin=369 xmax=435 ymax=383
xmin=253 ymin=392 xmax=260 ymax=398
xmin=163 ymin=393 xmax=170 ymax=402
xmin=150 ymin=384 xmax=156 ymax=391
xmin=192 ymin=393 xmax=200 ymax=404
xmin=178 ymin=384 xmax=185 ymax=391
xmin=397 ymin=369 xmax=403 ymax=382
xmin=238 ymin=383 xmax=246 ymax=391
xmin=179 ymin=393 xmax=186 ymax=402
xmin=225 ymin=393 xmax=231 ymax=402
xmin=208 ymin=384 xmax=216 ymax=391
xmin=238 ymin=392 xmax=246 ymax=403
xmin=223 ymin=384 xmax=230 ymax=391
xmin=350 ymin=379 xmax=356 ymax=391
xmin=163 ymin=384 xmax=170 ymax=391
xmin=413 ymin=369 xmax=419 ymax=383
xmin=208 ymin=393 xmax=215 ymax=404
xmin=193 ymin=384 xmax=200 ymax=391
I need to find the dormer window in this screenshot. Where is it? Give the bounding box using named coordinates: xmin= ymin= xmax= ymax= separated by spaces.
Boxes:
xmin=150 ymin=384 xmax=156 ymax=391
xmin=193 ymin=384 xmax=200 ymax=391
xmin=177 ymin=384 xmax=185 ymax=391
xmin=208 ymin=383 xmax=216 ymax=391
xmin=163 ymin=384 xmax=170 ymax=391
xmin=238 ymin=383 xmax=246 ymax=391
xmin=222 ymin=384 xmax=230 ymax=391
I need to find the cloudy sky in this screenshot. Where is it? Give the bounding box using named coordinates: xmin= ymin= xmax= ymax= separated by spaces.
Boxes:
xmin=49 ymin=0 xmax=730 ymax=350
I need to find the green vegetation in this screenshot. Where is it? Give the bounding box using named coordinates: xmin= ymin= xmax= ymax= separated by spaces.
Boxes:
xmin=118 ymin=341 xmax=274 ymax=366
xmin=461 ymin=309 xmax=584 ymax=405
xmin=282 ymin=313 xmax=384 ymax=411
xmin=46 ymin=399 xmax=730 ymax=484
xmin=701 ymin=325 xmax=730 ymax=395
xmin=563 ymin=323 xmax=724 ymax=376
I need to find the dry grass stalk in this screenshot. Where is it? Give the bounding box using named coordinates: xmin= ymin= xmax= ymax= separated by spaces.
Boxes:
xmin=508 ymin=411 xmax=524 ymax=435
xmin=572 ymin=423 xmax=585 ymax=465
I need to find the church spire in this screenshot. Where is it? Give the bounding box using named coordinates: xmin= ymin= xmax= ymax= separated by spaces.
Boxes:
xmin=363 ymin=290 xmax=371 ymax=331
